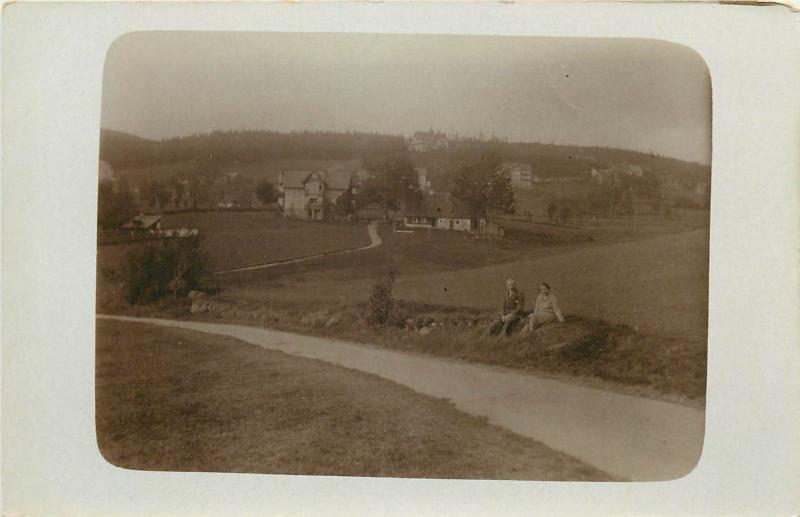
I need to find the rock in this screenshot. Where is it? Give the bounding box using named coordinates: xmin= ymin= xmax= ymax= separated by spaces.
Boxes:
xmin=301 ymin=311 xmax=329 ymax=327
xmin=325 ymin=315 xmax=341 ymax=328
xmin=190 ymin=299 xmax=210 ymax=314
xmin=418 ymin=325 xmax=433 ymax=336
xmin=188 ymin=290 xmax=205 ymax=300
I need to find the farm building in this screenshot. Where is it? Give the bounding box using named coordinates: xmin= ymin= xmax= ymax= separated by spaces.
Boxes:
xmin=122 ymin=214 xmax=162 ymax=235
xmin=279 ymin=170 xmax=353 ymax=220
xmin=436 ymin=216 xmax=473 ymax=232
xmin=404 ymin=215 xmax=437 ymax=228
xmin=403 ymin=214 xmax=477 ymax=232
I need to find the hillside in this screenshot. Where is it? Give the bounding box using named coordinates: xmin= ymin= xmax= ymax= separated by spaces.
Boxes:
xmin=99 ymin=128 xmax=406 ymax=171
xmin=99 ymin=129 xmax=710 ymax=192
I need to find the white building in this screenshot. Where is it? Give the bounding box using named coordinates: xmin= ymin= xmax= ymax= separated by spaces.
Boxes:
xmin=279 ymin=170 xmax=353 ymax=220
xmin=500 ymin=162 xmax=534 ymax=189
xmin=415 ymin=167 xmax=432 ymax=193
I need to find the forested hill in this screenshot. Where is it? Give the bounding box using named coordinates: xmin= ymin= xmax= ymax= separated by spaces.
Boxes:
xmin=99 ymin=129 xmax=408 ymax=170
xmin=99 ymin=129 xmax=710 ymax=186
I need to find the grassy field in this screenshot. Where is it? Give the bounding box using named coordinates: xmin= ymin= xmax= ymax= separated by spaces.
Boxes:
xmin=224 ymin=228 xmax=708 ymax=342
xmin=97 ymin=212 xmax=371 ymax=277
xmin=217 ymin=224 xmax=593 ymax=301
xmin=97 ymin=211 xmax=709 ymax=401
xmin=161 ymin=211 xmax=371 ymax=271
xmin=392 ymin=229 xmax=709 ymax=342
xmin=96 ymin=319 xmax=610 ymax=480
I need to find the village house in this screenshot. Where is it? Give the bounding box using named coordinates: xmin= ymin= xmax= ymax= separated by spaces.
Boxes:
xmin=590 ymin=164 xmax=645 ymax=185
xmin=122 ymin=214 xmax=162 ymax=236
xmin=415 ymin=167 xmax=432 ymax=194
xmin=403 ymin=215 xmax=437 ymax=228
xmin=402 ymin=214 xmax=483 ymax=233
xmin=500 ymin=162 xmax=536 ymax=189
xmin=279 ymin=170 xmax=353 ymax=220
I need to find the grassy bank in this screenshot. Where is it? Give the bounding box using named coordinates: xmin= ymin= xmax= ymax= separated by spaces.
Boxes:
xmin=102 ymin=295 xmax=706 ymax=402
xmin=96 ymin=319 xmax=610 ymax=480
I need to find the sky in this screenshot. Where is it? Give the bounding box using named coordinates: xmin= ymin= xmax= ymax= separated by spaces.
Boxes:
xmin=101 ymin=32 xmax=711 ymax=164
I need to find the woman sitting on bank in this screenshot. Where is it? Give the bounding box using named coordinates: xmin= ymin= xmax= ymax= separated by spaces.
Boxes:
xmin=524 ymin=282 xmax=565 ymax=333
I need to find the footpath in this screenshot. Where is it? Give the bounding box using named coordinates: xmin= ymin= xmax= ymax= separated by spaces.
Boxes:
xmin=97 ymin=315 xmax=705 ymax=481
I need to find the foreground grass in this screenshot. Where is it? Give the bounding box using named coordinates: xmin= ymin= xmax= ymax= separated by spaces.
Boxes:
xmin=102 ymin=296 xmax=706 ymax=402
xmin=96 ymin=319 xmax=609 ymax=480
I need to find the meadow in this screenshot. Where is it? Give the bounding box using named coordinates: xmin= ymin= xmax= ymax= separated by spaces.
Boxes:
xmin=96 ymin=319 xmax=609 ymax=480
xmin=161 ymin=211 xmax=371 ymax=271
xmin=97 ymin=209 xmax=709 ymax=400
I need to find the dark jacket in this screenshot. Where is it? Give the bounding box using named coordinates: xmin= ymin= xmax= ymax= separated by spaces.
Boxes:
xmin=501 ymin=288 xmax=525 ymax=315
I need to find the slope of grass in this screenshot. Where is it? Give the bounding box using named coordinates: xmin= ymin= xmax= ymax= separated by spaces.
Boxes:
xmin=96 ymin=319 xmax=610 ymax=480
xmin=391 ymin=229 xmax=709 ymax=342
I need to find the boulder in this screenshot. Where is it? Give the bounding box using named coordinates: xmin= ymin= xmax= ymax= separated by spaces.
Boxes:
xmin=190 ymin=299 xmax=211 ymax=314
xmin=417 ymin=325 xmax=433 ymax=336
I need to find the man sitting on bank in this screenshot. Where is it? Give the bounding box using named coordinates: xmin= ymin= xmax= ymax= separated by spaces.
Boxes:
xmin=524 ymin=282 xmax=565 ymax=333
xmin=485 ymin=278 xmax=526 ymax=337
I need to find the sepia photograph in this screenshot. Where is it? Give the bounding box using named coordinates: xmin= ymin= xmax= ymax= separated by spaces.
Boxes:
xmin=94 ymin=31 xmax=711 ymax=482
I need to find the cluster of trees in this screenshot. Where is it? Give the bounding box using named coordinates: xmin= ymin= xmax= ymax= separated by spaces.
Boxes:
xmin=545 ymin=172 xmax=665 ymax=224
xmin=97 ymin=179 xmax=137 ymax=229
xmin=328 ymin=151 xmax=516 ymax=221
xmin=123 ymin=237 xmax=210 ymax=304
xmin=100 ymin=129 xmax=407 ymax=170
xmin=450 ymin=151 xmax=515 ymax=218
xmin=331 ymin=155 xmax=423 ymax=219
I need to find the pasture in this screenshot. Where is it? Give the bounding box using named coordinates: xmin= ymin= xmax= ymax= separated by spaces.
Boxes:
xmin=96 ymin=319 xmax=609 ymax=480
xmin=224 ymin=227 xmax=708 ymax=343
xmin=97 ymin=212 xmax=371 ymax=275
xmin=161 ymin=211 xmax=371 ymax=271
xmin=97 ymin=209 xmax=709 ymax=400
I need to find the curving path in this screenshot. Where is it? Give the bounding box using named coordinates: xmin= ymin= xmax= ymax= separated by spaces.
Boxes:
xmin=96 ymin=315 xmax=705 ymax=481
xmin=213 ymin=221 xmax=382 ymax=275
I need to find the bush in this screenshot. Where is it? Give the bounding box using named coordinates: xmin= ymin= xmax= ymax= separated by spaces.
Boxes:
xmin=123 ymin=237 xmax=210 ymax=305
xmin=367 ymin=268 xmax=397 ymax=327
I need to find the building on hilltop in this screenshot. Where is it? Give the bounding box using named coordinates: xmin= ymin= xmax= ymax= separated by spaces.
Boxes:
xmin=279 ymin=170 xmax=354 ymax=220
xmin=408 ymin=129 xmax=449 ymax=153
xmin=500 ymin=162 xmax=536 ymax=189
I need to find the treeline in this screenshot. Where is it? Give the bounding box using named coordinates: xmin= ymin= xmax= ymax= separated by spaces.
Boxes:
xmin=99 ymin=129 xmax=407 ymax=170
xmin=415 ymin=140 xmax=710 ymax=191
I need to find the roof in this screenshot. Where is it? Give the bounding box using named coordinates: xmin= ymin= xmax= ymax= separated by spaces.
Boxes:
xmin=324 ymin=170 xmax=353 ymax=191
xmin=122 ymin=214 xmax=162 ymax=229
xmin=282 ymin=170 xmax=314 ymax=189
xmin=281 ymin=170 xmax=353 ymax=191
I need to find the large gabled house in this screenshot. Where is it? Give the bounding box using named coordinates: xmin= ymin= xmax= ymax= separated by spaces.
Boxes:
xmin=279 ymin=170 xmax=354 ymax=220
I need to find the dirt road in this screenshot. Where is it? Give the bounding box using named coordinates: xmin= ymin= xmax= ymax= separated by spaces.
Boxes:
xmin=213 ymin=221 xmax=382 ymax=275
xmin=97 ymin=315 xmax=705 ymax=481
